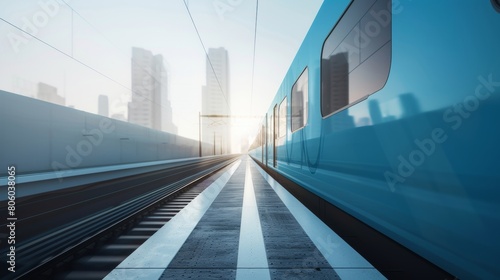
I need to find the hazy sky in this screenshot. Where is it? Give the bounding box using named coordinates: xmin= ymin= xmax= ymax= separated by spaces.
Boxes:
xmin=0 ymin=0 xmax=323 ymax=151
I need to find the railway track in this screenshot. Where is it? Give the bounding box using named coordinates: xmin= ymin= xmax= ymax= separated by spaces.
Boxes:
xmin=0 ymin=155 xmax=239 ymax=280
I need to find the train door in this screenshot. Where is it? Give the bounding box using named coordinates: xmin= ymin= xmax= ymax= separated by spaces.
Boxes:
xmin=273 ymin=105 xmax=278 ymax=167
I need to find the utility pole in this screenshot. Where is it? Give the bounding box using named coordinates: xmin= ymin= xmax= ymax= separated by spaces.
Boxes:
xmin=198 ymin=114 xmax=260 ymax=156
xmin=198 ymin=112 xmax=202 ymax=157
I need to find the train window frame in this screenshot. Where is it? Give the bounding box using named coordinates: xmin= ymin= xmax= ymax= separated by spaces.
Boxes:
xmin=268 ymin=112 xmax=272 ymax=144
xmin=291 ymin=67 xmax=309 ymax=133
xmin=493 ymin=0 xmax=500 ymax=13
xmin=320 ymin=0 xmax=392 ymax=118
xmin=278 ymin=97 xmax=287 ymax=138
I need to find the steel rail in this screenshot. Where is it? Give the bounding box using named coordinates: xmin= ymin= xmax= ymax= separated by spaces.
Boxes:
xmin=2 ymin=155 xmax=239 ymax=280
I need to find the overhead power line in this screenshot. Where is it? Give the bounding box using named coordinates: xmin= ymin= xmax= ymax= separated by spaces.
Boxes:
xmin=60 ymin=0 xmax=174 ymax=113
xmin=0 ymin=15 xmax=167 ymax=116
xmin=0 ymin=17 xmax=147 ymax=104
xmin=250 ymin=0 xmax=259 ymax=115
xmin=182 ymin=0 xmax=232 ymax=114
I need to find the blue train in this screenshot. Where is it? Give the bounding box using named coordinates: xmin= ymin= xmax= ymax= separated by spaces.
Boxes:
xmin=249 ymin=0 xmax=500 ymax=278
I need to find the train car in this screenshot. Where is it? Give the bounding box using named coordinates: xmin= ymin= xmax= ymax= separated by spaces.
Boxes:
xmin=249 ymin=0 xmax=500 ymax=279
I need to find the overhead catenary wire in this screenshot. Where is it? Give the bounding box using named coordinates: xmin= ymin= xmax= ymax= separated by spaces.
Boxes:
xmin=0 ymin=17 xmax=157 ymax=108
xmin=250 ymin=0 xmax=259 ymax=117
xmin=182 ymin=0 xmax=232 ymax=115
xmin=61 ymin=0 xmax=122 ymax=52
xmin=3 ymin=2 xmax=236 ymax=121
xmin=0 ymin=17 xmax=171 ymax=119
xmin=65 ymin=0 xmax=235 ymax=119
xmin=60 ymin=0 xmax=174 ymax=113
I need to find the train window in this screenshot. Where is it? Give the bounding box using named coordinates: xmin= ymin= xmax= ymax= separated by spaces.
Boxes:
xmin=291 ymin=68 xmax=309 ymax=132
xmin=268 ymin=113 xmax=272 ymax=143
xmin=321 ymin=0 xmax=392 ymax=117
xmin=274 ymin=105 xmax=278 ymax=140
xmin=278 ymin=97 xmax=287 ymax=138
xmin=493 ymin=0 xmax=500 ymax=13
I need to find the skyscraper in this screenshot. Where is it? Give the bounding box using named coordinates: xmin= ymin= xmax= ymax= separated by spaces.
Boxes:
xmin=322 ymin=52 xmax=349 ymax=114
xmin=128 ymin=47 xmax=177 ymax=134
xmin=202 ymin=47 xmax=231 ymax=155
xmin=98 ymin=95 xmax=109 ymax=117
xmin=399 ymin=93 xmax=421 ymax=118
xmin=37 ymin=82 xmax=65 ymax=106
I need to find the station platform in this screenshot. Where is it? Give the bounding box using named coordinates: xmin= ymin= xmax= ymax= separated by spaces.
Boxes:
xmin=104 ymin=156 xmax=385 ymax=279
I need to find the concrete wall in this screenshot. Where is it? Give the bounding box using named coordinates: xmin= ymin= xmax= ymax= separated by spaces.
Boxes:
xmin=0 ymin=91 xmax=201 ymax=176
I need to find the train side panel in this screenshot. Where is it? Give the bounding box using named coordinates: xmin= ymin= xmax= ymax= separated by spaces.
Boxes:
xmin=251 ymin=0 xmax=500 ymax=278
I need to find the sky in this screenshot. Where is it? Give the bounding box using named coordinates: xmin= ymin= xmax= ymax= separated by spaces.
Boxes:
xmin=0 ymin=0 xmax=323 ymax=152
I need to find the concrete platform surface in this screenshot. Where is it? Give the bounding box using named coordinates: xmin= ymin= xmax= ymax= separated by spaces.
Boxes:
xmin=105 ymin=156 xmax=385 ymax=280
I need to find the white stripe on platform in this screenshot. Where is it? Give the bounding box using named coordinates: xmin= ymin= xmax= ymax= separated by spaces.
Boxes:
xmin=104 ymin=159 xmax=241 ymax=280
xmin=236 ymin=162 xmax=270 ymax=280
xmin=251 ymin=159 xmax=386 ymax=280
